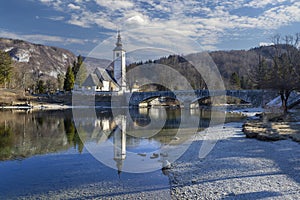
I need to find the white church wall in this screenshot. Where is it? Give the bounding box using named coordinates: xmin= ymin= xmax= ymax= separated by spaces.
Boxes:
xmin=102 ymin=81 xmax=110 ymax=91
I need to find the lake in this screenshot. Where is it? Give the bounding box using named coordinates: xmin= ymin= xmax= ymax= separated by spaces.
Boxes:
xmin=0 ymin=107 xmax=244 ymax=198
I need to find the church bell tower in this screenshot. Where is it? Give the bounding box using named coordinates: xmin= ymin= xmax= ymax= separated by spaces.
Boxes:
xmin=113 ymin=31 xmax=126 ymax=91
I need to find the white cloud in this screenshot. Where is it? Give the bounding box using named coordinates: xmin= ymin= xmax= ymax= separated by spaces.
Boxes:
xmin=47 ymin=16 xmax=65 ymax=21
xmin=37 ymin=0 xmax=300 ymax=51
xmin=245 ymin=0 xmax=288 ymax=8
xmin=68 ymin=14 xmax=91 ymax=28
xmin=0 ymin=30 xmax=87 ymax=45
xmin=39 ymin=0 xmax=52 ymax=3
xmin=68 ymin=3 xmax=81 ymax=10
xmin=94 ymin=0 xmax=134 ymax=10
xmin=124 ymin=12 xmax=150 ymax=27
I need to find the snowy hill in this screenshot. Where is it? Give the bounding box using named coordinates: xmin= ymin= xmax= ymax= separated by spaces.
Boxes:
xmin=0 ymin=38 xmax=77 ymax=79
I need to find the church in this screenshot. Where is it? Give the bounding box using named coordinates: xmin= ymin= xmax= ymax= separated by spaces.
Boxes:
xmin=80 ymin=31 xmax=127 ymax=93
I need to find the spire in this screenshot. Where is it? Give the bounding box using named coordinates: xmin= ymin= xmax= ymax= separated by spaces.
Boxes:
xmin=116 ymin=31 xmax=122 ymax=47
xmin=113 ymin=30 xmax=125 ymax=51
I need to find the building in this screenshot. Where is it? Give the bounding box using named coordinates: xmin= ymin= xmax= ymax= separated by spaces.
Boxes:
xmin=79 ymin=31 xmax=127 ymax=93
xmin=113 ymin=31 xmax=126 ymax=92
xmin=81 ymin=68 xmax=119 ymax=92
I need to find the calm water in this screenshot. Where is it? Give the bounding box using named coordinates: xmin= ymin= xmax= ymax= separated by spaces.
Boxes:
xmin=0 ymin=107 xmax=244 ymax=198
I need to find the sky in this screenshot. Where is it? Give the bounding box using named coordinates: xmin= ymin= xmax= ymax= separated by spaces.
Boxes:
xmin=0 ymin=0 xmax=300 ymax=60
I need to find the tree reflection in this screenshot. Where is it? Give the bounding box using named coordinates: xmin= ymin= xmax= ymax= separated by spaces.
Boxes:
xmin=0 ymin=110 xmax=85 ymax=161
xmin=64 ymin=118 xmax=84 ymax=153
xmin=0 ymin=108 xmax=237 ymax=163
xmin=0 ymin=125 xmax=13 ymax=160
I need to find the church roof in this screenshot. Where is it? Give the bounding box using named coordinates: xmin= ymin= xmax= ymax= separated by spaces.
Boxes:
xmin=113 ymin=46 xmax=125 ymax=51
xmin=82 ymin=73 xmax=102 ymax=87
xmin=82 ymin=67 xmax=120 ymax=88
xmin=94 ymin=68 xmax=119 ymax=85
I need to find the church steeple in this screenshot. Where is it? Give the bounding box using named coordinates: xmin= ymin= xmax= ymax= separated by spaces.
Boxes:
xmin=114 ymin=31 xmax=125 ymax=51
xmin=113 ymin=31 xmax=126 ymax=91
xmin=116 ymin=31 xmax=122 ymax=47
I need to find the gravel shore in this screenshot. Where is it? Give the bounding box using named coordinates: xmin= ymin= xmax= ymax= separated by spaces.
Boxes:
xmin=169 ymin=122 xmax=300 ymax=199
xmin=10 ymin=122 xmax=300 ymax=199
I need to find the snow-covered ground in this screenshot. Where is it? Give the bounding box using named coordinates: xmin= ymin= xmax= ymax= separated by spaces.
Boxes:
xmin=227 ymin=107 xmax=264 ymax=117
xmin=170 ymin=122 xmax=300 ymax=199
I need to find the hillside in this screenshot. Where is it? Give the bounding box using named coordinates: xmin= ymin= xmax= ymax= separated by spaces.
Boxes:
xmin=0 ymin=38 xmax=112 ymax=91
xmin=127 ymin=46 xmax=291 ymax=90
xmin=0 ymin=38 xmax=77 ymax=79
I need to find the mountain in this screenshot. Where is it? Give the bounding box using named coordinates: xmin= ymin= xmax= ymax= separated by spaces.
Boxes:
xmin=0 ymin=38 xmax=77 ymax=79
xmin=0 ymin=38 xmax=112 ymax=90
xmin=82 ymin=56 xmax=112 ymax=74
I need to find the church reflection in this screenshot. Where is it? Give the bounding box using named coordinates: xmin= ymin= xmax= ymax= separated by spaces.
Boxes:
xmin=74 ymin=107 xmax=210 ymax=173
xmin=0 ymin=107 xmax=242 ymax=173
xmin=112 ymin=115 xmax=126 ymax=175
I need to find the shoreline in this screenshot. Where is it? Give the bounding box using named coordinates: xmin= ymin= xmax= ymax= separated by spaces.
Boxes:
xmin=169 ymin=122 xmax=300 ymax=199
xmin=2 ymin=106 xmax=300 ymax=198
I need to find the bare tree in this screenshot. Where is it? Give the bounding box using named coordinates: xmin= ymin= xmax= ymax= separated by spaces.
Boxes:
xmin=251 ymin=33 xmax=300 ymax=113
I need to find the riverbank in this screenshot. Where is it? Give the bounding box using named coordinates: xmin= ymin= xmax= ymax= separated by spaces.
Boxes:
xmin=242 ymin=108 xmax=300 ymax=143
xmin=0 ymin=88 xmax=72 ymax=110
xmin=169 ymin=122 xmax=300 ymax=199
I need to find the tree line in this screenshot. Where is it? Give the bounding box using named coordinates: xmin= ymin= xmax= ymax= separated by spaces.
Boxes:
xmin=126 ymin=33 xmax=300 ymax=112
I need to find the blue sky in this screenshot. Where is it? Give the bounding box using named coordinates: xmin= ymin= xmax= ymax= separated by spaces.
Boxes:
xmin=0 ymin=0 xmax=299 ymax=59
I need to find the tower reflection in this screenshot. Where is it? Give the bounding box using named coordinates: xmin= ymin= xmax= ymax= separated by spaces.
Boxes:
xmin=112 ymin=115 xmax=127 ymax=174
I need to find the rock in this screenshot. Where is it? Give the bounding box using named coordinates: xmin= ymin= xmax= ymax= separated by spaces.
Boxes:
xmin=243 ymin=128 xmax=259 ymax=138
xmin=256 ymin=133 xmax=284 ymax=141
xmin=242 ymin=120 xmax=297 ymax=142
xmin=150 ymin=153 xmax=159 ymax=159
xmin=162 ymin=160 xmax=171 ymax=170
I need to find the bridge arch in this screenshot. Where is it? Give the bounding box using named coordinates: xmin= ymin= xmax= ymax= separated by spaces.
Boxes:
xmin=140 ymin=95 xmax=177 ymax=104
xmin=129 ymin=90 xmax=278 ymax=108
xmin=190 ymin=95 xmax=251 ymax=106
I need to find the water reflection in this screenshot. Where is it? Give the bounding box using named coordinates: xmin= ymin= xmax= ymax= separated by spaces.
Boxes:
xmin=0 ymin=108 xmax=244 ymax=171
xmin=73 ymin=107 xmax=241 ymax=173
xmin=0 ymin=110 xmax=82 ymax=160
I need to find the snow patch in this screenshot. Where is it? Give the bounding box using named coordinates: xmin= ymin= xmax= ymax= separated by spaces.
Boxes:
xmin=266 ymin=96 xmax=281 ymax=107
xmin=62 ymin=53 xmax=68 ymax=63
xmin=11 ymin=49 xmax=31 ymax=62
xmin=49 ymin=71 xmax=58 ymax=78
xmin=227 ymin=107 xmax=263 ymax=117
xmin=4 ymin=47 xmax=14 ymax=52
xmin=266 ymin=92 xmax=300 ymax=108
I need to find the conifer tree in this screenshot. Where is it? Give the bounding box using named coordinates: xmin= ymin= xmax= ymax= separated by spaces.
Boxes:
xmin=0 ymin=50 xmax=13 ymax=88
xmin=63 ymin=66 xmax=75 ymax=91
xmin=72 ymin=55 xmax=84 ymax=78
xmin=230 ymin=72 xmax=241 ymax=89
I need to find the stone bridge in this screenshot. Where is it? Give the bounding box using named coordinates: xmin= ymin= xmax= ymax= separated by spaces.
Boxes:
xmin=128 ymin=90 xmax=278 ymax=108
